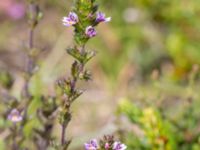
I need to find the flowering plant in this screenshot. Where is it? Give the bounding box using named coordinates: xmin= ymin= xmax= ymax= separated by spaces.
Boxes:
xmin=58 ymin=0 xmax=111 ymax=149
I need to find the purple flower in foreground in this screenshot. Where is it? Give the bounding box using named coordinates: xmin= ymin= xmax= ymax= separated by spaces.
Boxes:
xmin=7 ymin=109 xmax=23 ymax=123
xmin=105 ymin=143 xmax=110 ymax=150
xmin=96 ymin=12 xmax=111 ymax=23
xmin=8 ymin=3 xmax=25 ymax=20
xmin=85 ymin=26 xmax=97 ymax=38
xmin=113 ymin=142 xmax=127 ymax=150
xmin=62 ymin=12 xmax=79 ymax=27
xmin=84 ymin=139 xmax=98 ymax=150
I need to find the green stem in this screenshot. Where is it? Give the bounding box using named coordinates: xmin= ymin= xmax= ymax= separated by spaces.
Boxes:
xmin=61 ymin=124 xmax=66 ymax=145
xmin=12 ymin=123 xmax=18 ymax=150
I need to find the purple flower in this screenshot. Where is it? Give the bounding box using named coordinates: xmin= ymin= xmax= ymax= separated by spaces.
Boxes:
xmin=7 ymin=3 xmax=25 ymax=20
xmin=7 ymin=109 xmax=23 ymax=123
xmin=105 ymin=143 xmax=110 ymax=150
xmin=96 ymin=12 xmax=111 ymax=23
xmin=85 ymin=26 xmax=97 ymax=38
xmin=113 ymin=142 xmax=127 ymax=150
xmin=84 ymin=139 xmax=98 ymax=150
xmin=62 ymin=12 xmax=79 ymax=27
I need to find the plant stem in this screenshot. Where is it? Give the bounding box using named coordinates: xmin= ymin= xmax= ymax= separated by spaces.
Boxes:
xmin=12 ymin=123 xmax=18 ymax=150
xmin=23 ymin=3 xmax=37 ymax=99
xmin=29 ymin=28 xmax=34 ymax=49
xmin=27 ymin=27 xmax=34 ymax=77
xmin=60 ymin=46 xmax=86 ymax=147
xmin=61 ymin=124 xmax=66 ymax=145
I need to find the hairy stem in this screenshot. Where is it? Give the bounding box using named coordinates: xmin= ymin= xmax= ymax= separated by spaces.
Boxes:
xmin=29 ymin=28 xmax=34 ymax=49
xmin=61 ymin=124 xmax=66 ymax=145
xmin=23 ymin=2 xmax=37 ymax=99
xmin=24 ymin=27 xmax=34 ymax=98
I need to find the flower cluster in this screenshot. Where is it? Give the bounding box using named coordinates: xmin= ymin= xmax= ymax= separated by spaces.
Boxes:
xmin=62 ymin=11 xmax=111 ymax=38
xmin=113 ymin=142 xmax=127 ymax=150
xmin=84 ymin=138 xmax=127 ymax=150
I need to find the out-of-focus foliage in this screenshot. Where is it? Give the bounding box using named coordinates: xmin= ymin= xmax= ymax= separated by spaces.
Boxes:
xmin=118 ymin=99 xmax=176 ymax=150
xmin=96 ymin=0 xmax=200 ymax=83
xmin=118 ymin=76 xmax=200 ymax=150
xmin=0 ymin=71 xmax=13 ymax=88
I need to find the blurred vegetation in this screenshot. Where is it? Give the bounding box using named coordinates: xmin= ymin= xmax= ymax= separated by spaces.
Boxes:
xmin=118 ymin=90 xmax=200 ymax=150
xmin=97 ymin=0 xmax=200 ymax=83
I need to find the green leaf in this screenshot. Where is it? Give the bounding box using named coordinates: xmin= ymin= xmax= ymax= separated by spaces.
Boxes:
xmin=0 ymin=140 xmax=5 ymax=150
xmin=118 ymin=98 xmax=142 ymax=123
xmin=27 ymin=96 xmax=42 ymax=116
xmin=23 ymin=118 xmax=41 ymax=138
xmin=71 ymin=61 xmax=80 ymax=78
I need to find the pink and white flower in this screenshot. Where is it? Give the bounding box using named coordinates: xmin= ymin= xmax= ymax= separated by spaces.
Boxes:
xmin=85 ymin=26 xmax=97 ymax=38
xmin=96 ymin=12 xmax=111 ymax=23
xmin=62 ymin=12 xmax=79 ymax=27
xmin=7 ymin=109 xmax=23 ymax=123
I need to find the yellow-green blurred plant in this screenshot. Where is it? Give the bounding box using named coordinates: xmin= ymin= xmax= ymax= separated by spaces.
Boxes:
xmin=95 ymin=0 xmax=200 ymax=83
xmin=118 ymin=99 xmax=176 ymax=150
xmin=118 ymin=97 xmax=200 ymax=150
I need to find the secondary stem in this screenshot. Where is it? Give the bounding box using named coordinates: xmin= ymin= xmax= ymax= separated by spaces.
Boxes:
xmin=23 ymin=3 xmax=37 ymax=99
xmin=12 ymin=123 xmax=18 ymax=150
xmin=29 ymin=28 xmax=34 ymax=49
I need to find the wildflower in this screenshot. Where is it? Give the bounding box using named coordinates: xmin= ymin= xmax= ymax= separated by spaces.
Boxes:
xmin=113 ymin=142 xmax=127 ymax=150
xmin=85 ymin=26 xmax=97 ymax=38
xmin=105 ymin=143 xmax=110 ymax=149
xmin=62 ymin=12 xmax=79 ymax=27
xmin=96 ymin=12 xmax=111 ymax=23
xmin=7 ymin=109 xmax=23 ymax=123
xmin=84 ymin=139 xmax=98 ymax=150
xmin=8 ymin=3 xmax=25 ymax=20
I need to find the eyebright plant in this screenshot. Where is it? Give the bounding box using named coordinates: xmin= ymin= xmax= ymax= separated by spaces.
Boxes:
xmin=58 ymin=0 xmax=111 ymax=149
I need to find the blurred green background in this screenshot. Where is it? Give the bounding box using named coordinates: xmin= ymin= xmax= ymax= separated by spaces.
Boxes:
xmin=1 ymin=0 xmax=200 ymax=149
